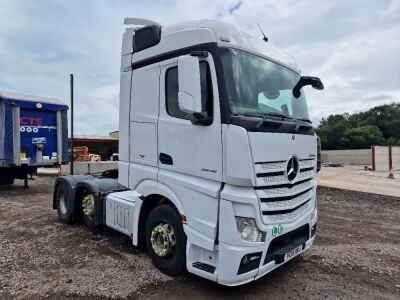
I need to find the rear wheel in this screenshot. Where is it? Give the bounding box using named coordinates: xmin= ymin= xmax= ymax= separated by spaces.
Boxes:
xmin=0 ymin=176 xmax=14 ymax=185
xmin=56 ymin=184 xmax=73 ymax=224
xmin=80 ymin=189 xmax=99 ymax=228
xmin=145 ymin=204 xmax=187 ymax=276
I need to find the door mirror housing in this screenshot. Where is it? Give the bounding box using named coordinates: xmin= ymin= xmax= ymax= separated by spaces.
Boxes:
xmin=178 ymin=55 xmax=202 ymax=114
xmin=293 ymin=76 xmax=324 ymax=98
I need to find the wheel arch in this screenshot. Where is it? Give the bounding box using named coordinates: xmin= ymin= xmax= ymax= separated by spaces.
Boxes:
xmin=135 ymin=180 xmax=185 ymax=215
xmin=134 ymin=180 xmax=185 ymax=247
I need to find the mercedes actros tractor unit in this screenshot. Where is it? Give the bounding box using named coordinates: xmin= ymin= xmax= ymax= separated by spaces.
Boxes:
xmin=53 ymin=19 xmax=324 ymax=286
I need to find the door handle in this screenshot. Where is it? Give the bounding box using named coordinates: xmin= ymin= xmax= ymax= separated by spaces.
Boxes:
xmin=159 ymin=153 xmax=173 ymax=165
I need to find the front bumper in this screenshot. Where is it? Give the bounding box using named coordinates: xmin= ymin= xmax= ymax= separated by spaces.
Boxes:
xmin=217 ymin=218 xmax=317 ymax=286
xmin=214 ymin=183 xmax=318 ymax=286
xmin=186 ymin=181 xmax=318 ymax=286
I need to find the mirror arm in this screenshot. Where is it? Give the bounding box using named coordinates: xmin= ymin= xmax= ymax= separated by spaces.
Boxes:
xmin=191 ymin=113 xmax=213 ymax=126
xmin=191 ymin=118 xmax=213 ymax=126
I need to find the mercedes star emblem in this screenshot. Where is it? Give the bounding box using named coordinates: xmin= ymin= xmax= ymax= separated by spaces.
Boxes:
xmin=286 ymin=156 xmax=299 ymax=182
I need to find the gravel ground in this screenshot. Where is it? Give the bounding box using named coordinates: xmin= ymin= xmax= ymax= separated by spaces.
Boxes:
xmin=0 ymin=176 xmax=399 ymax=299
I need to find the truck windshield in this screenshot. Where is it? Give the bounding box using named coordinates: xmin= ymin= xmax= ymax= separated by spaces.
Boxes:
xmin=220 ymin=48 xmax=311 ymax=122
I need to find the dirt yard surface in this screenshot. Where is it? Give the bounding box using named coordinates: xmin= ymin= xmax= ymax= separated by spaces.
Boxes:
xmin=317 ymin=165 xmax=400 ymax=197
xmin=0 ymin=176 xmax=399 ymax=299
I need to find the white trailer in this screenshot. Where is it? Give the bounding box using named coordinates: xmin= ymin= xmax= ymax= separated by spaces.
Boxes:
xmin=53 ymin=19 xmax=323 ymax=286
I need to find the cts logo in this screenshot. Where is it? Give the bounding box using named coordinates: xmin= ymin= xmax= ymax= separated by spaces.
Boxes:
xmin=20 ymin=117 xmax=43 ymax=126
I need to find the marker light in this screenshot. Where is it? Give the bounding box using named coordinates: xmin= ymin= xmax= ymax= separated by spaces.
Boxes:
xmin=312 ymin=197 xmax=318 ymax=220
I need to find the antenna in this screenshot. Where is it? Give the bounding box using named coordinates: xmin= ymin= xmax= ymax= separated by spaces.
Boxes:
xmin=257 ymin=23 xmax=268 ymax=42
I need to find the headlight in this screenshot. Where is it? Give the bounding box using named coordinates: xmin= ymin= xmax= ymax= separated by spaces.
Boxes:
xmin=235 ymin=217 xmax=265 ymax=242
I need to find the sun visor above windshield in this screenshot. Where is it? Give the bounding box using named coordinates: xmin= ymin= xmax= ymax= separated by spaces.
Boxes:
xmin=200 ymin=19 xmax=299 ymax=73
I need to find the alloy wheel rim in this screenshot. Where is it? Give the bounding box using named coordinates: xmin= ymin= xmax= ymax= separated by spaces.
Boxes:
xmin=150 ymin=221 xmax=176 ymax=258
xmin=82 ymin=194 xmax=95 ymax=217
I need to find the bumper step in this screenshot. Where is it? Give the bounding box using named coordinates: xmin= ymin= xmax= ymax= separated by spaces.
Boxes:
xmin=192 ymin=262 xmax=216 ymax=274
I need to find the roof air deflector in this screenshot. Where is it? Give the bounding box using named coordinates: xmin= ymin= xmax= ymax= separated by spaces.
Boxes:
xmin=124 ymin=18 xmax=161 ymax=27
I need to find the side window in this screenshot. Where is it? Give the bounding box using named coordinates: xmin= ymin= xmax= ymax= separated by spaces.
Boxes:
xmin=165 ymin=61 xmax=213 ymax=120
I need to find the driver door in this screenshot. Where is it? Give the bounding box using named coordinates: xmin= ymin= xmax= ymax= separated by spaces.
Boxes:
xmin=157 ymin=54 xmax=222 ymax=181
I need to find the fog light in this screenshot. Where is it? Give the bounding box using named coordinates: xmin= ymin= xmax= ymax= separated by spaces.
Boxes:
xmin=238 ymin=252 xmax=262 ymax=275
xmin=235 ymin=217 xmax=265 ymax=242
xmin=242 ymin=255 xmax=250 ymax=265
xmin=311 ymin=223 xmax=317 ymax=237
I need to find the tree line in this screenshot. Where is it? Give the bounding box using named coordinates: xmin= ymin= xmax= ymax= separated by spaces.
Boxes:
xmin=315 ymin=102 xmax=400 ymax=150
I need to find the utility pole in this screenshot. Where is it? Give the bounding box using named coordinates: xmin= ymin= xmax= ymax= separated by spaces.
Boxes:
xmin=70 ymin=74 xmax=74 ymax=175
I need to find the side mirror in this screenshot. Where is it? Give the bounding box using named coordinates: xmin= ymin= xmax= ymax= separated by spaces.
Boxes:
xmin=309 ymin=77 xmax=324 ymax=90
xmin=293 ymin=76 xmax=324 ymax=98
xmin=178 ymin=55 xmax=202 ymax=114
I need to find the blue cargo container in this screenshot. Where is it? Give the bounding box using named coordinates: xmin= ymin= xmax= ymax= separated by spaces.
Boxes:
xmin=0 ymin=91 xmax=68 ymax=186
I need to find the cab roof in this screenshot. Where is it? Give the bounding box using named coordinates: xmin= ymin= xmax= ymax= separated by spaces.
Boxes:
xmin=123 ymin=19 xmax=299 ymax=73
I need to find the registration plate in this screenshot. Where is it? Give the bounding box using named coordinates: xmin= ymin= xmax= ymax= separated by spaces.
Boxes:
xmin=285 ymin=245 xmax=303 ymax=261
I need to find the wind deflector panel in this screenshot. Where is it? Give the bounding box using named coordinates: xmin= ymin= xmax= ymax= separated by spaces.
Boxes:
xmin=133 ymin=25 xmax=161 ymax=52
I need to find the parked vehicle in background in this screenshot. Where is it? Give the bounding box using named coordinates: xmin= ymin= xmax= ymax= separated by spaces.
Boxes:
xmin=0 ymin=91 xmax=68 ymax=187
xmin=53 ymin=18 xmax=323 ymax=286
xmin=110 ymin=153 xmax=119 ymax=161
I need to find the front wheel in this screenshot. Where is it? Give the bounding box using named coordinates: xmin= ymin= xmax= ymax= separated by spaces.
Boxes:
xmin=145 ymin=204 xmax=187 ymax=276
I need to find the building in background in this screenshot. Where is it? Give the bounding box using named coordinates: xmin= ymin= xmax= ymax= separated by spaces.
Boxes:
xmin=109 ymin=131 xmax=119 ymax=139
xmin=69 ymin=133 xmax=118 ymax=161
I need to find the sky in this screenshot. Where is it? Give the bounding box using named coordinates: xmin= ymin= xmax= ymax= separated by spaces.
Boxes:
xmin=0 ymin=0 xmax=399 ymax=135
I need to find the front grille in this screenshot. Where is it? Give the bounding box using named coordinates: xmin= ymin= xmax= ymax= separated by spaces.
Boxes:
xmin=264 ymin=200 xmax=310 ymax=222
xmin=255 ymin=161 xmax=286 ymax=173
xmin=254 ymin=158 xmax=316 ymax=224
xmin=299 ymin=158 xmax=314 ymax=168
xmin=262 ymin=199 xmax=310 ymax=215
xmin=255 ymin=159 xmax=315 ymax=187
xmin=260 ymin=187 xmax=313 ymax=209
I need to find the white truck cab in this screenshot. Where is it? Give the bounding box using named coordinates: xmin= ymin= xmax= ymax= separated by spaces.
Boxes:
xmin=54 ymin=19 xmax=323 ymax=286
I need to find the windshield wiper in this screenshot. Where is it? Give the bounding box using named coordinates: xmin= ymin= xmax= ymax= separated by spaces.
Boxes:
xmin=254 ymin=112 xmax=293 ymax=129
xmin=293 ymin=118 xmax=313 ymax=131
xmin=295 ymin=118 xmax=312 ymax=123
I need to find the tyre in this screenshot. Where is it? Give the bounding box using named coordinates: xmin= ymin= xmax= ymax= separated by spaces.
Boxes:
xmin=145 ymin=204 xmax=187 ymax=276
xmin=0 ymin=177 xmax=14 ymax=185
xmin=56 ymin=184 xmax=73 ymax=224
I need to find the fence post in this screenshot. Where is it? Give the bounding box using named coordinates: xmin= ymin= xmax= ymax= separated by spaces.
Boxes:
xmin=371 ymin=145 xmax=375 ymax=171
